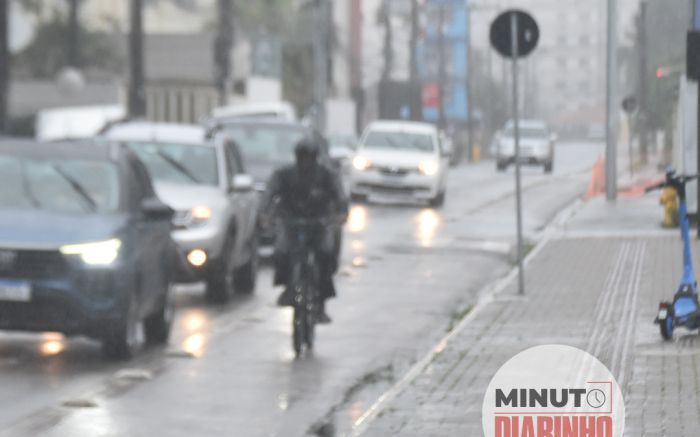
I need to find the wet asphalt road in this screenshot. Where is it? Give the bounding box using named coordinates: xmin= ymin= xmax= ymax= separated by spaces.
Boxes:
xmin=0 ymin=142 xmax=603 ymax=437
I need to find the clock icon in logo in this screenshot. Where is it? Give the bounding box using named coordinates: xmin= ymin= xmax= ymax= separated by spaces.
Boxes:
xmin=586 ymin=389 xmax=606 ymax=409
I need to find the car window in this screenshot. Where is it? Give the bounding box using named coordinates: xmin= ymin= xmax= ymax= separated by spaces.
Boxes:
xmin=126 ymin=142 xmax=219 ymax=186
xmin=221 ymin=124 xmax=306 ymax=180
xmin=0 ymin=156 xmax=120 ymax=213
xmin=222 ymin=124 xmax=306 ymax=164
xmin=362 ymin=131 xmax=435 ymax=152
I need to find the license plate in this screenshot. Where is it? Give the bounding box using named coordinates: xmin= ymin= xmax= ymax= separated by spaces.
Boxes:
xmin=658 ymin=309 xmax=668 ymax=320
xmin=381 ymin=177 xmax=405 ymax=186
xmin=0 ymin=279 xmax=31 ymax=302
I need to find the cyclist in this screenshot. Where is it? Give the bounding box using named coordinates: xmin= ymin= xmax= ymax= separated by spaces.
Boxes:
xmin=261 ymin=138 xmax=348 ymax=323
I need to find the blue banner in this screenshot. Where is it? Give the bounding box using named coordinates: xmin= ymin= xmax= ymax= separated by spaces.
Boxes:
xmin=419 ymin=0 xmax=469 ymax=123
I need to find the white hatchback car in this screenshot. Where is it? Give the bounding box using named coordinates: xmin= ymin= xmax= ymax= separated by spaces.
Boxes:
xmin=350 ymin=121 xmax=449 ymax=206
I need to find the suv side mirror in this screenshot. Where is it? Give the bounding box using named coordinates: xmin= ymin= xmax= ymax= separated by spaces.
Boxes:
xmin=231 ymin=174 xmax=254 ymax=192
xmin=141 ymin=197 xmax=174 ymax=221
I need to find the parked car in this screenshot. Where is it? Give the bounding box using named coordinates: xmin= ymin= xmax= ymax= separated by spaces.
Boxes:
xmin=350 ymin=120 xmax=449 ymax=207
xmin=495 ymin=120 xmax=556 ymax=173
xmin=0 ymin=139 xmax=175 ymax=359
xmin=101 ymin=122 xmax=259 ymax=303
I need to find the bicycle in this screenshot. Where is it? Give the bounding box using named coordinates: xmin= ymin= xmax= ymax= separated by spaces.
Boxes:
xmin=284 ymin=217 xmax=332 ymax=356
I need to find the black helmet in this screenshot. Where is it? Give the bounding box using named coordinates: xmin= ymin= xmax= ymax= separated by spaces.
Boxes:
xmin=294 ymin=138 xmax=319 ymax=158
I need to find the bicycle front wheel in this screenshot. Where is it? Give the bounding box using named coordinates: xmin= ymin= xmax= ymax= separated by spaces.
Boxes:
xmin=293 ymin=306 xmax=306 ymax=356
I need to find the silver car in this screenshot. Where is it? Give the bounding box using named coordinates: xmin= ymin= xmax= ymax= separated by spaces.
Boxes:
xmin=496 ymin=120 xmax=556 ymax=173
xmin=101 ymin=122 xmax=259 ymax=303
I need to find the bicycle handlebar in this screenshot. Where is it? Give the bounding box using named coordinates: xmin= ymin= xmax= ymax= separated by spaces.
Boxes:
xmin=645 ymin=173 xmax=700 ymax=193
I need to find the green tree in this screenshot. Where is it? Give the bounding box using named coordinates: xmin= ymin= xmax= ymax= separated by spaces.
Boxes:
xmin=14 ymin=0 xmax=123 ymax=78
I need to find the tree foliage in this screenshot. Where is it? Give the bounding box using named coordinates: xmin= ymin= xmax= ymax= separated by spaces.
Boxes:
xmin=234 ymin=0 xmax=296 ymax=36
xmin=13 ymin=15 xmax=123 ymax=78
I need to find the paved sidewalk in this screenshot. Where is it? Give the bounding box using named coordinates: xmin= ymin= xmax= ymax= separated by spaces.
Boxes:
xmin=355 ymin=196 xmax=700 ymax=436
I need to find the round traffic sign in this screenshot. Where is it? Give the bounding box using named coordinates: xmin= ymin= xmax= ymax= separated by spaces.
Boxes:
xmin=490 ymin=10 xmax=539 ymax=58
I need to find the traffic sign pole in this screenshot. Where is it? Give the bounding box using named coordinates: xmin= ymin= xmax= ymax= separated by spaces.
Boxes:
xmin=510 ymin=11 xmax=525 ymax=296
xmin=491 ymin=9 xmax=538 ymax=296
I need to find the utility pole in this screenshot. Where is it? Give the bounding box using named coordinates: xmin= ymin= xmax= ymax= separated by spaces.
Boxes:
xmin=350 ymin=0 xmax=363 ymax=133
xmin=437 ymin=4 xmax=447 ymax=129
xmin=214 ymin=0 xmax=234 ymax=106
xmin=380 ymin=0 xmax=393 ymax=83
xmin=0 ymin=0 xmax=8 ymax=133
xmin=409 ymin=0 xmax=421 ymax=121
xmin=638 ymin=0 xmax=648 ymax=165
xmin=605 ymin=0 xmax=618 ymax=201
xmin=466 ymin=4 xmax=474 ymax=162
xmin=312 ymin=0 xmax=329 ymax=132
xmin=128 ymin=0 xmax=146 ymax=118
xmin=67 ymin=0 xmax=80 ymax=68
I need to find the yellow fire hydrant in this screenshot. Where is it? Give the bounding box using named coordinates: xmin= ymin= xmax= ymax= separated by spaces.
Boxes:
xmin=659 ymin=187 xmax=679 ymax=228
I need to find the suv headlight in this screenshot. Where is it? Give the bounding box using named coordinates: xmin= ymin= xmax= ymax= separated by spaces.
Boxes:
xmin=418 ymin=160 xmax=439 ymax=176
xmin=353 ymin=156 xmax=372 ymax=171
xmin=175 ymin=206 xmax=213 ymax=228
xmin=60 ymin=238 xmax=122 ymax=265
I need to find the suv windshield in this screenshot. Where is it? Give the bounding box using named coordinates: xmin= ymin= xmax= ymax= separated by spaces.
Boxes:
xmin=0 ymin=156 xmax=120 ymax=213
xmin=362 ymin=131 xmax=434 ymax=152
xmin=127 ymin=142 xmax=219 ymax=186
xmin=221 ymin=124 xmax=306 ymax=176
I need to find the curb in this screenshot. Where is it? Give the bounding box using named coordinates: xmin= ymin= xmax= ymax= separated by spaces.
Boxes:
xmin=347 ymin=196 xmax=584 ymax=436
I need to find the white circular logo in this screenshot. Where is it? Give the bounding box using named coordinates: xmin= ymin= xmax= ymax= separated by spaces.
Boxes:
xmin=482 ymin=345 xmax=625 ymax=437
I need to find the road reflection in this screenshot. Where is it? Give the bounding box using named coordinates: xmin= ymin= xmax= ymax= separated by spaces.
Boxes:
xmin=348 ymin=205 xmax=368 ymax=233
xmin=416 ymin=208 xmax=441 ymax=248
xmin=39 ymin=332 xmax=65 ymax=357
xmin=179 ymin=309 xmax=209 ymax=358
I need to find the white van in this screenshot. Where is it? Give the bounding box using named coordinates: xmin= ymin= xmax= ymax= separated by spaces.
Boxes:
xmin=35 ymin=105 xmax=126 ymax=142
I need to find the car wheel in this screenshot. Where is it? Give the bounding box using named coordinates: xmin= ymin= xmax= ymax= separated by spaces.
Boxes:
xmin=102 ymin=293 xmax=139 ymax=360
xmin=144 ymin=283 xmax=175 ymax=344
xmin=496 ymin=161 xmax=507 ymax=172
xmin=206 ymin=233 xmax=236 ymax=303
xmin=235 ymin=235 xmax=258 ymax=294
xmin=429 ymin=191 xmax=446 ymax=208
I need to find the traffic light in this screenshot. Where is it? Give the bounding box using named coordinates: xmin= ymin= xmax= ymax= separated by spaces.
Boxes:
xmin=656 ymin=67 xmax=665 ymax=79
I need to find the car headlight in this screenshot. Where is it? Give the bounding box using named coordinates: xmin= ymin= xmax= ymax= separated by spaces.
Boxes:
xmin=353 ymin=156 xmax=372 ymax=171
xmin=191 ymin=206 xmax=212 ymax=222
xmin=60 ymin=238 xmax=122 ymax=265
xmin=418 ymin=160 xmax=439 ymax=176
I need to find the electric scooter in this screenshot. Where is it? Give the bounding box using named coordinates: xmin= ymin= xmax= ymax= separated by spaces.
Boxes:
xmin=647 ymin=170 xmax=700 ymax=340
